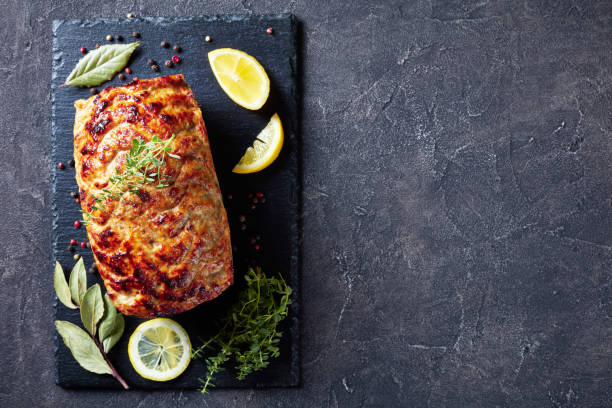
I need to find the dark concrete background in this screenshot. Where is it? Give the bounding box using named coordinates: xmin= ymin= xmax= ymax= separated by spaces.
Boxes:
xmin=1 ymin=0 xmax=611 ymax=407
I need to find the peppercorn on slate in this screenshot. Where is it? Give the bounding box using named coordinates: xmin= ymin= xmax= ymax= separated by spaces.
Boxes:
xmin=73 ymin=75 xmax=233 ymax=317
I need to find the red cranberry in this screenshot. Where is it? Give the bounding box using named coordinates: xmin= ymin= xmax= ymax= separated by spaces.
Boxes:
xmin=172 ymin=55 xmax=180 ymax=63
xmin=57 ymin=162 xmax=65 ymax=169
xmin=70 ymin=239 xmax=77 ymax=246
xmin=256 ymin=192 xmax=264 ymax=198
xmin=254 ymin=244 xmax=260 ymax=250
xmin=80 ymin=242 xmax=87 ymax=248
xmin=125 ymin=67 xmax=132 ymax=74
xmin=266 ymin=27 xmax=274 ymax=34
xmin=80 ymin=47 xmax=87 ymax=53
xmin=74 ymin=220 xmax=81 ymax=228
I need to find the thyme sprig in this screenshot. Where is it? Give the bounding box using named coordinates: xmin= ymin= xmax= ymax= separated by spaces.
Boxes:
xmin=84 ymin=135 xmax=180 ymax=223
xmin=192 ymin=268 xmax=292 ymax=393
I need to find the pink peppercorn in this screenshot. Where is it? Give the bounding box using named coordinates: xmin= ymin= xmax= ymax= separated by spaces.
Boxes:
xmin=74 ymin=220 xmax=81 ymax=228
xmin=254 ymin=244 xmax=260 ymax=250
xmin=80 ymin=47 xmax=87 ymax=53
xmin=125 ymin=67 xmax=132 ymax=74
xmin=256 ymin=192 xmax=264 ymax=198
xmin=57 ymin=162 xmax=65 ymax=169
xmin=266 ymin=27 xmax=274 ymax=34
xmin=172 ymin=55 xmax=180 ymax=63
xmin=70 ymin=239 xmax=77 ymax=246
xmin=80 ymin=242 xmax=87 ymax=248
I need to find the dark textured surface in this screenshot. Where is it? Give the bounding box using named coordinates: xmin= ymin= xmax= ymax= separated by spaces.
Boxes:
xmin=51 ymin=15 xmax=299 ymax=389
xmin=2 ymin=0 xmax=612 ymax=406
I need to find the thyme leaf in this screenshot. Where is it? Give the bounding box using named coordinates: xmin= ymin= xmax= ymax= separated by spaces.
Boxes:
xmin=192 ymin=268 xmax=292 ymax=393
xmin=83 ymin=135 xmax=179 ymax=224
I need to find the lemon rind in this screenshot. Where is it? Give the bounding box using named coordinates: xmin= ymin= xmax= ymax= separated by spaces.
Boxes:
xmin=208 ymin=48 xmax=270 ymax=110
xmin=128 ymin=318 xmax=192 ymax=382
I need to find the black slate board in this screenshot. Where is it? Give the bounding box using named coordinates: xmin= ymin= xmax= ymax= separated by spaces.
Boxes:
xmin=51 ymin=15 xmax=300 ymax=390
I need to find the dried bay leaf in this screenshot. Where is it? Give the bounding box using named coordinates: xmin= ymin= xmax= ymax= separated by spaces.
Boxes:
xmin=80 ymin=284 xmax=104 ymax=336
xmin=55 ymin=320 xmax=112 ymax=375
xmin=69 ymin=258 xmax=87 ymax=306
xmin=98 ymin=294 xmax=124 ymax=352
xmin=53 ymin=261 xmax=76 ymax=309
xmin=64 ymin=42 xmax=140 ymax=87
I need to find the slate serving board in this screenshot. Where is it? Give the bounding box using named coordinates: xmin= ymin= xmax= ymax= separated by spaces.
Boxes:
xmin=51 ymin=14 xmax=300 ymax=390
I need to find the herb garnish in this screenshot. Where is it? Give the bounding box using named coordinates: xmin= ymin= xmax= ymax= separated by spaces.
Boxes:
xmin=84 ymin=135 xmax=180 ymax=223
xmin=192 ymin=268 xmax=292 ymax=393
xmin=54 ymin=259 xmax=128 ymax=389
xmin=61 ymin=42 xmax=140 ymax=87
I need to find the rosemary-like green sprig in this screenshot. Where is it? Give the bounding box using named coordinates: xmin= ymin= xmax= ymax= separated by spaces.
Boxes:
xmin=84 ymin=135 xmax=180 ymax=223
xmin=192 ymin=268 xmax=292 ymax=393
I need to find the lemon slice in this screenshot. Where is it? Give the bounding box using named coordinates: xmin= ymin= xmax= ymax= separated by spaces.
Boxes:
xmin=233 ymin=113 xmax=284 ymax=174
xmin=208 ymin=48 xmax=270 ymax=110
xmin=128 ymin=318 xmax=191 ymax=382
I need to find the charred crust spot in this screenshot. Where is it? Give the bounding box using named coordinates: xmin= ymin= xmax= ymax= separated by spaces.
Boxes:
xmin=94 ymin=99 xmax=108 ymax=118
xmin=137 ymin=190 xmax=150 ymax=202
xmin=126 ymin=104 xmax=139 ymax=123
xmin=94 ymin=227 xmax=118 ymax=249
xmin=153 ymin=213 xmax=167 ymax=225
xmin=107 ymin=277 xmax=138 ymax=292
xmin=145 ymin=102 xmax=163 ymax=114
xmin=85 ymin=116 xmax=112 ymax=138
xmin=160 ymin=114 xmax=173 ymax=123
xmin=116 ymin=93 xmax=140 ymax=103
xmin=132 ymin=264 xmax=158 ymax=296
xmin=164 ymin=274 xmax=185 ymax=289
xmin=81 ymin=157 xmax=93 ymax=178
xmin=80 ymin=143 xmax=94 ymax=155
xmin=155 ymin=241 xmax=186 ymax=264
xmin=178 ymin=136 xmax=192 ymax=151
xmin=144 ymin=259 xmax=156 ymax=272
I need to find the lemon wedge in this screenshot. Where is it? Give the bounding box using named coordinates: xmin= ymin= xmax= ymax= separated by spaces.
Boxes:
xmin=233 ymin=113 xmax=284 ymax=174
xmin=128 ymin=318 xmax=191 ymax=382
xmin=208 ymin=48 xmax=270 ymax=110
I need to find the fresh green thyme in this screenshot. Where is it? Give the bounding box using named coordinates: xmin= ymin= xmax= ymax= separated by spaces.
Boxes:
xmin=192 ymin=267 xmax=292 ymax=393
xmin=84 ymin=135 xmax=180 ymax=223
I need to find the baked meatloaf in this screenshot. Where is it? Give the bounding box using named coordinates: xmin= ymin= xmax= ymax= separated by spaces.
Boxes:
xmin=73 ymin=74 xmax=233 ymax=317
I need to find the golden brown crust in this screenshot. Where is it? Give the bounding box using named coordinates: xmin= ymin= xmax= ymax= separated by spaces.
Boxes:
xmin=73 ymin=75 xmax=233 ymax=317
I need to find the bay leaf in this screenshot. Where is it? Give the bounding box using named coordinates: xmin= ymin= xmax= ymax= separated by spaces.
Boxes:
xmin=53 ymin=261 xmax=76 ymax=309
xmin=69 ymin=258 xmax=87 ymax=306
xmin=65 ymin=42 xmax=140 ymax=87
xmin=102 ymin=314 xmax=124 ymax=353
xmin=80 ymin=284 xmax=104 ymax=336
xmin=98 ymin=294 xmax=124 ymax=352
xmin=55 ymin=320 xmax=112 ymax=375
